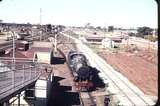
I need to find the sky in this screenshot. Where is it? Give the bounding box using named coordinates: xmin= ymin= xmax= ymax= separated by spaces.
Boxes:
xmin=0 ymin=0 xmax=157 ymax=28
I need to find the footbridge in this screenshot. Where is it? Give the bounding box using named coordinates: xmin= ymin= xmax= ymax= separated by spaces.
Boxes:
xmin=0 ymin=57 xmax=43 ymax=105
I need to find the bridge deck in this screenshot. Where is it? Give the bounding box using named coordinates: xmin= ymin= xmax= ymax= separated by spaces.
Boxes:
xmin=0 ymin=62 xmax=42 ymax=103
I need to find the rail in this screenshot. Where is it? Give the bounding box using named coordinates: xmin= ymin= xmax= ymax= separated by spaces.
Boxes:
xmin=0 ymin=45 xmax=12 ymax=50
xmin=79 ymin=91 xmax=96 ymax=106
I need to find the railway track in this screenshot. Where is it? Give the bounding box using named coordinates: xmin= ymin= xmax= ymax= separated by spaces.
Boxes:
xmin=77 ymin=40 xmax=155 ymax=105
xmin=55 ymin=35 xmax=100 ymax=106
xmin=80 ymin=91 xmax=99 ymax=106
xmin=57 ymin=35 xmax=108 ymax=106
xmin=61 ymin=33 xmax=155 ymax=105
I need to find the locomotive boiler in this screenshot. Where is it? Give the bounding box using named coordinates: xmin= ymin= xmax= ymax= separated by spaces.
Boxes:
xmin=67 ymin=50 xmax=93 ymax=91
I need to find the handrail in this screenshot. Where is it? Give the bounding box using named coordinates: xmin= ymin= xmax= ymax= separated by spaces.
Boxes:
xmin=0 ymin=57 xmax=34 ymax=61
xmin=0 ymin=62 xmax=42 ymax=101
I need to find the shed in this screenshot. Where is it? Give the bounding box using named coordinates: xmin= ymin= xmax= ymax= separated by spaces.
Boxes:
xmin=102 ymin=38 xmax=115 ymax=48
xmin=86 ymin=36 xmax=105 ymax=42
xmin=24 ymin=47 xmax=53 ymax=64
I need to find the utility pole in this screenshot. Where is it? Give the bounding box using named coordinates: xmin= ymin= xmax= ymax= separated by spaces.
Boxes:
xmin=12 ymin=31 xmax=15 ymax=64
xmin=148 ymin=34 xmax=150 ymax=52
xmin=31 ymin=29 xmax=33 ymax=41
xmin=12 ymin=31 xmax=15 ymax=89
xmin=54 ymin=34 xmax=57 ymax=54
xmin=40 ymin=8 xmax=42 ymax=26
xmin=40 ymin=8 xmax=42 ymax=41
xmin=54 ymin=27 xmax=58 ymax=54
xmin=127 ymin=36 xmax=129 ymax=50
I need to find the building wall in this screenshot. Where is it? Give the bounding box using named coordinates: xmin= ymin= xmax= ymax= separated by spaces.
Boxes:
xmin=33 ymin=42 xmax=52 ymax=48
xmin=102 ymin=38 xmax=115 ymax=48
xmin=36 ymin=52 xmax=51 ymax=64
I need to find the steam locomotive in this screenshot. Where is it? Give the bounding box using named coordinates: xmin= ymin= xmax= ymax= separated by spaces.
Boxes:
xmin=67 ymin=50 xmax=93 ymax=91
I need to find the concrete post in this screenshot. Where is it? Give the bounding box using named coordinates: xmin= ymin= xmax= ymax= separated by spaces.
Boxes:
xmin=54 ymin=34 xmax=57 ymax=54
xmin=29 ymin=65 xmax=31 ymax=80
xmin=24 ymin=84 xmax=36 ymax=100
xmin=18 ymin=93 xmax=20 ymax=106
xmin=3 ymin=100 xmax=9 ymax=106
xmin=35 ymin=64 xmax=37 ymax=77
xmin=22 ymin=64 xmax=25 ymax=86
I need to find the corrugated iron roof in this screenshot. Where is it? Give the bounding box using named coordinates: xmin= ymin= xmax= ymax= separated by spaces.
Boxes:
xmin=2 ymin=49 xmax=28 ymax=58
xmin=21 ymin=47 xmax=52 ymax=58
xmin=28 ymin=47 xmax=52 ymax=52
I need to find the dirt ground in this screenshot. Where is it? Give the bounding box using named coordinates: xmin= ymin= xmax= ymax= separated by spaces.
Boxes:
xmin=98 ymin=49 xmax=157 ymax=96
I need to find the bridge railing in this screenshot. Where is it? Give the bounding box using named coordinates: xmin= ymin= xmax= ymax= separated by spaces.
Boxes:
xmin=0 ymin=59 xmax=42 ymax=101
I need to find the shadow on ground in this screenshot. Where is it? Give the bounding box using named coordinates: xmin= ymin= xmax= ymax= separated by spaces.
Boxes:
xmin=25 ymin=97 xmax=46 ymax=106
xmin=51 ymin=57 xmax=66 ymax=64
xmin=53 ymin=76 xmax=65 ymax=82
xmin=89 ymin=66 xmax=106 ymax=91
xmin=47 ymin=76 xmax=81 ymax=106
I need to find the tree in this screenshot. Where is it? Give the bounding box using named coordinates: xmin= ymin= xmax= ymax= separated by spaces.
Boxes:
xmin=128 ymin=32 xmax=136 ymax=36
xmin=108 ymin=26 xmax=114 ymax=32
xmin=46 ymin=24 xmax=52 ymax=32
xmin=85 ymin=23 xmax=91 ymax=28
xmin=102 ymin=27 xmax=107 ymax=32
xmin=137 ymin=26 xmax=153 ymax=38
xmin=96 ymin=26 xmax=102 ymax=30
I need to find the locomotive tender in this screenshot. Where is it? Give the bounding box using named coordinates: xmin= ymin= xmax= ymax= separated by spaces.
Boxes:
xmin=67 ymin=50 xmax=93 ymax=91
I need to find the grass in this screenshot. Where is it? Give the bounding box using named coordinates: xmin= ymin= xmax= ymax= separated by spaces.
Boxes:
xmin=71 ymin=33 xmax=79 ymax=38
xmin=86 ymin=44 xmax=101 ymax=53
xmin=87 ymin=43 xmax=120 ymax=54
xmin=144 ymin=35 xmax=157 ymax=42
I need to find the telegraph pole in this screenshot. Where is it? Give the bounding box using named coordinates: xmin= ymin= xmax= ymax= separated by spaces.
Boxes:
xmin=40 ymin=8 xmax=42 ymax=41
xmin=12 ymin=31 xmax=15 ymax=65
xmin=40 ymin=8 xmax=42 ymax=25
xmin=54 ymin=27 xmax=58 ymax=54
xmin=54 ymin=33 xmax=57 ymax=53
xmin=148 ymin=34 xmax=150 ymax=52
xmin=12 ymin=31 xmax=15 ymax=89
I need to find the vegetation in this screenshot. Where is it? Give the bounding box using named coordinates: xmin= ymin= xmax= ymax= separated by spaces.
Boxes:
xmin=108 ymin=26 xmax=114 ymax=32
xmin=128 ymin=32 xmax=136 ymax=36
xmin=65 ymin=30 xmax=79 ymax=38
xmin=87 ymin=44 xmax=100 ymax=53
xmin=46 ymin=24 xmax=52 ymax=32
xmin=144 ymin=35 xmax=157 ymax=42
xmin=136 ymin=26 xmax=153 ymax=38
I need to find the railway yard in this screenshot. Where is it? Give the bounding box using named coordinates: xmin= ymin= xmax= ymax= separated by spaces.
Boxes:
xmin=0 ymin=0 xmax=158 ymax=105
xmin=0 ymin=24 xmax=158 ymax=106
xmin=48 ymin=36 xmax=110 ymax=106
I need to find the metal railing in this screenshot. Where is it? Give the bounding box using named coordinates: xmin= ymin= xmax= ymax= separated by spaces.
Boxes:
xmin=0 ymin=59 xmax=42 ymax=100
